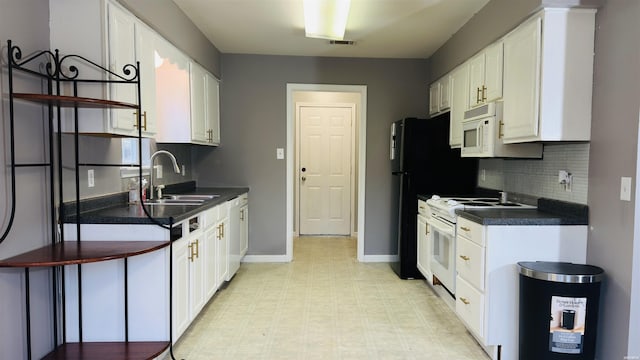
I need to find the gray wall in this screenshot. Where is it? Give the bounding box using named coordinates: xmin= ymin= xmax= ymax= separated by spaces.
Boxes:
xmin=0 ymin=1 xmax=55 ymax=358
xmin=194 ymin=54 xmax=428 ymax=255
xmin=587 ymin=0 xmax=640 ymax=357
xmin=119 ymin=0 xmax=222 ymax=77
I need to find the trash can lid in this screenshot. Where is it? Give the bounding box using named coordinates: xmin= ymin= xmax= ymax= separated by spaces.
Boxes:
xmin=518 ymin=261 xmax=604 ymax=283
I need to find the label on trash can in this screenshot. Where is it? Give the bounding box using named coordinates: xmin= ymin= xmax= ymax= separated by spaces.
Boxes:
xmin=549 ymin=296 xmax=587 ymax=354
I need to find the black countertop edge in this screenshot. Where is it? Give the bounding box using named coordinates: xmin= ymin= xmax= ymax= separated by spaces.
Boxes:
xmin=62 ymin=186 xmax=249 ymax=225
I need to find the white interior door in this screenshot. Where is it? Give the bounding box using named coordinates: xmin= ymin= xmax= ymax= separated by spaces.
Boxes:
xmin=299 ymin=106 xmax=352 ymax=235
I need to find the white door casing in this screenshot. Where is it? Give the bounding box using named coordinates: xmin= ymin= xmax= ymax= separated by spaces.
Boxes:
xmin=298 ymin=105 xmax=353 ymax=235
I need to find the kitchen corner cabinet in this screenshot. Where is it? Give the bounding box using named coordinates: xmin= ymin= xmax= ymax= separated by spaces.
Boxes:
xmin=454 ymin=217 xmax=587 ymax=360
xmin=502 ymin=8 xmax=596 ymax=143
xmin=429 ymin=75 xmax=451 ymax=116
xmin=468 ymin=41 xmax=503 ymax=108
xmin=448 ymin=63 xmax=469 ymax=148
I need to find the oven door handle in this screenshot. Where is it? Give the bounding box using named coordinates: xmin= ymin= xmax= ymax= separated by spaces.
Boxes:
xmin=426 ymin=217 xmax=454 ymax=237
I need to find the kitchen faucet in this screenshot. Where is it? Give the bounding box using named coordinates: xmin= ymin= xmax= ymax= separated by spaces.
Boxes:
xmin=149 ymin=150 xmax=181 ymax=200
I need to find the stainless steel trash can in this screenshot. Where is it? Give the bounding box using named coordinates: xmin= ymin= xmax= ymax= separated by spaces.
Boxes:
xmin=518 ymin=261 xmax=604 ymax=360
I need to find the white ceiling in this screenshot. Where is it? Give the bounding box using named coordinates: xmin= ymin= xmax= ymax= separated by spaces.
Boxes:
xmin=171 ymin=0 xmax=490 ymax=59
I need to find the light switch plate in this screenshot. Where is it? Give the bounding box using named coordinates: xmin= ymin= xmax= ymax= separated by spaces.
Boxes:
xmin=620 ymin=177 xmax=632 ymax=201
xmin=276 ymin=148 xmax=285 ymax=160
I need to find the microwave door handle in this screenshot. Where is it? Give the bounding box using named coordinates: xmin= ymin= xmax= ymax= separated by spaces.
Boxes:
xmin=477 ymin=123 xmax=483 ymax=149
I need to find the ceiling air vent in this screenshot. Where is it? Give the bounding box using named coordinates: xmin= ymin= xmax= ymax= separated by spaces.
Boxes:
xmin=329 ymin=40 xmax=355 ymax=45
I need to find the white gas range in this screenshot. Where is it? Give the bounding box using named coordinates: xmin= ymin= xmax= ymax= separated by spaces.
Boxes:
xmin=424 ymin=195 xmax=534 ymax=295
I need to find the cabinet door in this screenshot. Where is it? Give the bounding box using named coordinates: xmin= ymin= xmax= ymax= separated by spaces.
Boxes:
xmin=215 ymin=217 xmax=229 ymax=288
xmin=239 ymin=204 xmax=248 ymax=256
xmin=204 ymin=227 xmax=218 ymax=300
xmin=189 ymin=234 xmax=206 ymax=318
xmin=206 ymin=73 xmax=221 ymax=145
xmin=449 ymin=64 xmax=469 ymax=148
xmin=484 ymin=41 xmax=503 ymax=102
xmin=135 ymin=23 xmax=157 ymax=136
xmin=439 ymin=75 xmax=451 ymax=111
xmin=172 ymin=236 xmax=190 ymax=341
xmin=190 ymin=62 xmax=208 ymax=143
xmin=467 ymin=52 xmax=485 ymax=108
xmin=416 ymin=214 xmax=431 ymax=283
xmin=503 ymin=16 xmax=541 ymax=142
xmin=428 ymin=82 xmax=440 ymax=115
xmin=107 ymin=2 xmax=138 ymax=133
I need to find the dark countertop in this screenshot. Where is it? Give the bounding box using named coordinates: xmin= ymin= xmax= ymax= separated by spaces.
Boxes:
xmin=63 ymin=184 xmax=249 ymax=225
xmin=455 ymin=198 xmax=588 ymax=226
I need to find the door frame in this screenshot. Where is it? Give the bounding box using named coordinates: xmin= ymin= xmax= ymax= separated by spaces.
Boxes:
xmin=295 ymin=102 xmax=356 ymax=236
xmin=286 ymin=84 xmax=367 ymax=262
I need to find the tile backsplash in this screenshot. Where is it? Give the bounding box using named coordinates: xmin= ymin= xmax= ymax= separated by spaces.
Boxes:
xmin=477 ymin=143 xmax=589 ymax=204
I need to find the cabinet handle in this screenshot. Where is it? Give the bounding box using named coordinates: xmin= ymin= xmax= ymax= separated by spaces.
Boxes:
xmin=481 ymin=85 xmax=487 ymax=102
xmin=194 ymin=239 xmax=199 ymax=259
xmin=460 ymin=226 xmax=471 ymax=232
xmin=188 ymin=243 xmax=194 ymax=262
xmin=207 ymin=129 xmax=213 ymax=142
xmin=221 ymin=223 xmax=225 ymax=238
xmin=460 ymin=297 xmax=470 ymax=305
xmin=476 ymin=87 xmax=482 ymax=104
xmin=498 ymin=120 xmax=504 ymax=139
xmin=133 ymin=111 xmax=147 ymax=131
xmin=459 ymin=255 xmax=470 ymax=261
xmin=240 ymin=209 xmax=245 ymax=221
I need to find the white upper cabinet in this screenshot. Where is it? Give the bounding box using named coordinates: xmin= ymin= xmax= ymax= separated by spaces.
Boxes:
xmin=50 ymin=0 xmax=156 ymax=137
xmin=429 ymin=75 xmax=451 ymax=116
xmin=502 ymin=9 xmax=596 ymax=143
xmin=189 ymin=62 xmax=221 ymax=146
xmin=449 ymin=63 xmax=469 ymax=148
xmin=107 ymin=2 xmax=156 ymax=137
xmin=468 ymin=41 xmax=503 ymax=108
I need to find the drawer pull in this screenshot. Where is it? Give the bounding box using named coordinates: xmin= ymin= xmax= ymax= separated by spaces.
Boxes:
xmin=460 ymin=226 xmax=471 ymax=232
xmin=460 ymin=297 xmax=470 ymax=305
xmin=459 ymin=255 xmax=470 ymax=261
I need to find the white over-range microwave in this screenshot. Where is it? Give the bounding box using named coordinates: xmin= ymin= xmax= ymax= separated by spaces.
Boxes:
xmin=461 ymin=102 xmax=543 ymax=158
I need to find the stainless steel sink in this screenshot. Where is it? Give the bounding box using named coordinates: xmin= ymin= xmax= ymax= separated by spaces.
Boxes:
xmin=162 ymin=194 xmax=220 ymax=201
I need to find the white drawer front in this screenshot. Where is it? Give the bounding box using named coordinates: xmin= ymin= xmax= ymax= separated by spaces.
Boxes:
xmin=457 ymin=217 xmax=484 ymax=246
xmin=456 ymin=276 xmax=485 ymax=342
xmin=456 ymin=237 xmax=485 ymax=291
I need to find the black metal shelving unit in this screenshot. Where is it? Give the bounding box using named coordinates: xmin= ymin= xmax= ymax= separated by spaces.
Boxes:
xmin=0 ymin=40 xmax=176 ymax=360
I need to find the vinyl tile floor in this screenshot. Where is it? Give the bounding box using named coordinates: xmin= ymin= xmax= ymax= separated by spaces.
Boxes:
xmin=168 ymin=236 xmax=490 ymax=360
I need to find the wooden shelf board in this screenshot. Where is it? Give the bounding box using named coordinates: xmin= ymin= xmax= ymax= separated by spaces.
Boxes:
xmin=13 ymin=93 xmax=138 ymax=109
xmin=0 ymin=241 xmax=170 ymax=268
xmin=41 ymin=341 xmax=170 ymax=360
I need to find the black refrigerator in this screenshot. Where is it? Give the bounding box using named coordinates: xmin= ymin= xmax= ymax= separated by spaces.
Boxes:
xmin=389 ymin=114 xmax=478 ymax=279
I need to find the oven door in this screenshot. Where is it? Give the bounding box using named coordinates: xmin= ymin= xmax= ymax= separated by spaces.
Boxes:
xmin=427 ymin=216 xmax=456 ymax=294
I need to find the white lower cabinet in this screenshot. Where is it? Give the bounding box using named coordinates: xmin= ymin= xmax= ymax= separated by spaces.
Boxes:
xmin=228 ymin=193 xmax=249 ymax=280
xmin=455 ymin=216 xmax=588 ymax=360
xmin=416 ymin=199 xmax=432 ymax=284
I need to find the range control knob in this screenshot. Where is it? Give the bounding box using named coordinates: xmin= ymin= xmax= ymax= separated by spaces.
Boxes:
xmin=446 ymin=199 xmax=458 ymax=206
xmin=431 ymin=195 xmax=441 ymax=200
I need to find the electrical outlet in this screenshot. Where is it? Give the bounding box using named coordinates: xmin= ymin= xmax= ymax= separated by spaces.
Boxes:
xmin=156 ymin=164 xmax=163 ymax=179
xmin=620 ymin=177 xmax=632 ymax=201
xmin=87 ymin=169 xmax=95 ymax=188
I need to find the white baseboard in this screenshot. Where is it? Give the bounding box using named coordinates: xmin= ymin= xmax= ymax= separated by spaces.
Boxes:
xmin=242 ymin=255 xmax=291 ymax=263
xmin=359 ymin=254 xmax=398 ymax=262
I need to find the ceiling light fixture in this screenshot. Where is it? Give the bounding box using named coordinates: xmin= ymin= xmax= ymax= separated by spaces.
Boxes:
xmin=303 ymin=0 xmax=351 ymax=40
